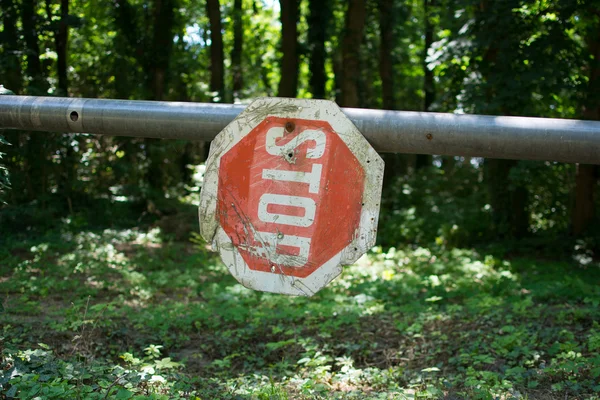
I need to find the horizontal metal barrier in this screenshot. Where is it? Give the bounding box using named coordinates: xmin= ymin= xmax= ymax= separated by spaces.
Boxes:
xmin=1 ymin=96 xmax=599 ymax=164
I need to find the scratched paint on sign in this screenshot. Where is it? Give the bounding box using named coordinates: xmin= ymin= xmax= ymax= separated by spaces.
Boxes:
xmin=218 ymin=117 xmax=365 ymax=278
xmin=199 ymin=98 xmax=384 ymax=296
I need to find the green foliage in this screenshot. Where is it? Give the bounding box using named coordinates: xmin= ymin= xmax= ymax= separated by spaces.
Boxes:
xmin=432 ymin=0 xmax=584 ymax=117
xmin=379 ymin=162 xmax=491 ymax=247
xmin=1 ymin=0 xmax=599 ymax=243
xmin=1 ymin=0 xmax=600 ymax=397
xmin=1 ymin=222 xmax=600 ymax=398
xmin=378 ymin=157 xmax=595 ymax=252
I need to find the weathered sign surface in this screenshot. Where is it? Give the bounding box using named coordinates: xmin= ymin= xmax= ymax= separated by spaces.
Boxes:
xmin=199 ymin=98 xmax=384 ymax=296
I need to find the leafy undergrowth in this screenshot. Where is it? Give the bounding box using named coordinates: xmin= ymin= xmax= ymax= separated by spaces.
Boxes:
xmin=1 ymin=224 xmax=600 ymax=399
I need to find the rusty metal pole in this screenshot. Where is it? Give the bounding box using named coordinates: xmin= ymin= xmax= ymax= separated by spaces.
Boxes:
xmin=1 ymin=95 xmax=599 ymax=164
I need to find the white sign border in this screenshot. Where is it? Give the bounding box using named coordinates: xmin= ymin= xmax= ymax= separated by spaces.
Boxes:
xmin=199 ymin=98 xmax=384 ymax=296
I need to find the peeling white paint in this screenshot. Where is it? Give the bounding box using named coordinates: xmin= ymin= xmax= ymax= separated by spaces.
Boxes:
xmin=198 ymin=98 xmax=384 ymax=296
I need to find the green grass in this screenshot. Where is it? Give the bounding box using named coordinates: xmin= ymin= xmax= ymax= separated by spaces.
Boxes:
xmin=1 ymin=221 xmax=600 ymax=399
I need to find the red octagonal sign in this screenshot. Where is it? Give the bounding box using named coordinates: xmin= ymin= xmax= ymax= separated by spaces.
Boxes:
xmin=200 ymin=98 xmax=383 ymax=296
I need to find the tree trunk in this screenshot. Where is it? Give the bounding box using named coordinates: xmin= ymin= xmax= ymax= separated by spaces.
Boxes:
xmin=1 ymin=0 xmax=23 ymax=94
xmin=113 ymin=0 xmax=139 ymax=99
xmin=475 ymin=1 xmax=529 ymax=239
xmin=207 ymin=0 xmax=225 ymax=102
xmin=486 ymin=158 xmax=514 ymax=238
xmin=114 ymin=0 xmax=177 ymax=200
xmin=485 ymin=158 xmax=529 ymax=238
xmin=146 ymin=0 xmax=177 ymax=200
xmin=378 ymin=0 xmax=406 ymax=184
xmin=423 ymin=0 xmax=435 ymax=112
xmin=573 ymin=164 xmax=596 ymax=235
xmin=573 ymin=9 xmax=600 ymax=236
xmin=357 ymin=40 xmax=375 ymax=108
xmin=50 ymin=0 xmax=77 ymax=212
xmin=1 ymin=0 xmax=23 ymax=204
xmin=150 ymin=0 xmax=175 ymax=101
xmin=56 ymin=0 xmax=69 ymax=96
xmin=231 ymin=0 xmax=244 ymax=100
xmin=307 ymin=0 xmax=330 ymax=99
xmin=278 ymin=0 xmax=299 ymax=98
xmin=511 ymin=183 xmax=529 ymax=238
xmin=204 ymin=0 xmax=225 ymax=162
xmin=22 ymin=0 xmax=49 ymax=204
xmin=22 ymin=0 xmax=47 ymax=95
xmin=484 ymin=158 xmax=530 ymax=238
xmin=112 ymin=0 xmax=144 ymax=201
xmin=339 ymin=0 xmax=366 ymax=107
xmin=379 ymin=0 xmax=395 ymax=110
xmin=441 ymin=156 xmax=456 ymax=175
xmin=416 ymin=0 xmax=435 ymax=170
xmin=415 ymin=155 xmax=432 ymax=170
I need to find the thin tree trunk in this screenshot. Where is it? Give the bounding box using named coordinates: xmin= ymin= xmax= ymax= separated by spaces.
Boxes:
xmin=51 ymin=0 xmax=77 ymax=212
xmin=512 ymin=183 xmax=529 ymax=238
xmin=232 ymin=0 xmax=244 ymax=100
xmin=379 ymin=0 xmax=395 ymax=110
xmin=423 ymin=0 xmax=435 ymax=111
xmin=1 ymin=0 xmax=23 ymax=204
xmin=332 ymin=51 xmax=342 ymax=101
xmin=477 ymin=1 xmax=529 ymax=238
xmin=207 ymin=0 xmax=225 ymax=102
xmin=574 ymin=10 xmax=600 ymax=235
xmin=415 ymin=155 xmax=432 ymax=170
xmin=22 ymin=0 xmax=49 ymax=204
xmin=1 ymin=0 xmax=23 ymax=94
xmin=114 ymin=0 xmax=176 ymax=200
xmin=22 ymin=0 xmax=47 ymax=95
xmin=485 ymin=157 xmax=529 ymax=239
xmin=56 ymin=0 xmax=69 ymax=96
xmin=112 ymin=0 xmax=144 ymax=201
xmin=339 ymin=0 xmax=366 ymax=107
xmin=416 ymin=0 xmax=435 ymax=170
xmin=486 ymin=158 xmax=514 ymax=238
xmin=486 ymin=163 xmax=530 ymax=239
xmin=307 ymin=0 xmax=330 ymax=99
xmin=378 ymin=0 xmax=407 ymax=183
xmin=357 ymin=38 xmax=374 ymax=108
xmin=573 ymin=164 xmax=595 ymax=235
xmin=146 ymin=0 xmax=177 ymax=200
xmin=113 ymin=0 xmax=140 ymax=100
xmin=278 ymin=0 xmax=299 ymax=98
xmin=151 ymin=0 xmax=175 ymax=101
xmin=204 ymin=0 xmax=225 ymax=162
xmin=441 ymin=156 xmax=456 ymax=175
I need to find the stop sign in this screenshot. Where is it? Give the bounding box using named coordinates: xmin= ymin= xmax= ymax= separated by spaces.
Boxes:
xmin=199 ymin=98 xmax=383 ymax=296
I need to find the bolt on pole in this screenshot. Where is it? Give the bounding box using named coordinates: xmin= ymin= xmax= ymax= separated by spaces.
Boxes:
xmin=1 ymin=95 xmax=599 ymax=164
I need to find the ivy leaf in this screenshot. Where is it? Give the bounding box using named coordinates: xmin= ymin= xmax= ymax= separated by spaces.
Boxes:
xmin=115 ymin=388 xmax=133 ymax=399
xmin=154 ymin=357 xmax=182 ymax=370
xmin=5 ymin=385 xmax=17 ymax=398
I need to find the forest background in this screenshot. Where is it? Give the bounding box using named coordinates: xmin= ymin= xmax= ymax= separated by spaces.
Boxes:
xmin=1 ymin=0 xmax=600 ymax=399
